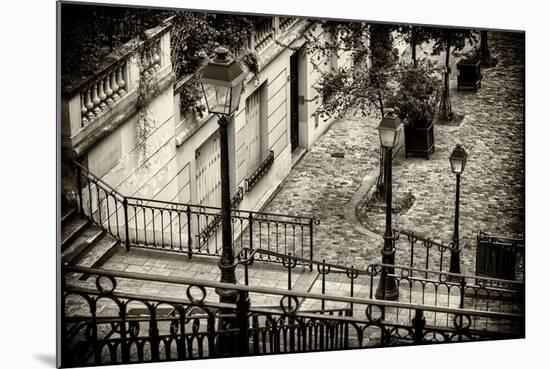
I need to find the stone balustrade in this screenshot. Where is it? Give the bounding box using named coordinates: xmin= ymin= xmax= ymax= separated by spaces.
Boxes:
xmin=79 ymin=61 xmax=128 ymax=126
xmin=253 ymin=18 xmax=276 ymax=52
xmin=279 ymin=17 xmax=298 ymax=33
xmin=62 ymin=23 xmax=171 ymax=155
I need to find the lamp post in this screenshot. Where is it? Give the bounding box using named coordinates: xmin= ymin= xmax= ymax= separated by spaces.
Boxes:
xmin=199 ymin=47 xmax=246 ymax=303
xmin=375 ymin=109 xmax=402 ymax=301
xmin=449 ymin=144 xmax=468 ymax=274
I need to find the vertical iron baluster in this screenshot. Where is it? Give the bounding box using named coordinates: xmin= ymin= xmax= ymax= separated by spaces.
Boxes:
xmin=410 ymin=236 xmax=415 ymax=277
xmin=138 ymin=205 xmax=145 ymax=246
xmin=275 ymin=223 xmax=280 ymax=260
xmin=244 ymin=248 xmax=249 ymax=286
xmin=292 ymin=225 xmax=296 ymax=257
xmin=300 ymin=225 xmax=304 ymax=260
xmin=207 ymin=315 xmax=216 ymax=358
xmin=152 ymin=208 xmax=156 ymax=247
xmin=123 ymin=198 xmax=129 ymax=250
xmin=350 ymin=266 xmax=354 ymax=314
xmin=76 ymin=165 xmax=84 ymax=215
xmin=412 ymin=309 xmax=425 ymax=345
xmin=114 ymin=197 xmax=120 ymax=239
xmin=169 ymin=210 xmax=174 ymax=249
xmin=119 ymin=304 xmax=129 ymax=363
xmin=87 ymin=180 xmax=93 ymax=222
xmin=160 ymin=209 xmax=165 ymax=248
xmin=248 ymin=212 xmax=254 ymax=254
xmin=148 ymin=307 xmax=160 ymax=361
xmin=105 ymin=193 xmax=112 ymax=234
xmin=95 ymin=183 xmax=103 ymax=228
xmin=252 ymin=315 xmax=260 ymax=354
xmin=237 ymin=290 xmax=250 ymax=355
xmin=134 ymin=205 xmax=139 ymax=245
xmin=309 ymin=219 xmax=314 ymax=271
xmin=267 ymin=222 xmax=271 ymax=253
xmin=186 ymin=207 xmax=192 ymax=258
xmin=178 ymin=211 xmax=183 ymax=251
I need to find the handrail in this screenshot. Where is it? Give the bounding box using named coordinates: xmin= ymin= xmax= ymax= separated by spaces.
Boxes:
xmin=73 ymin=161 xmax=124 ymax=201
xmin=73 ymin=161 xmax=318 ymax=261
xmin=238 ymin=247 xmax=524 ymax=291
xmin=63 ymin=265 xmax=523 ymax=319
xmin=396 ymin=228 xmax=457 ymax=252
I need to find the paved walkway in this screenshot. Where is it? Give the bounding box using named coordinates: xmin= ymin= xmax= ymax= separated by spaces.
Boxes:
xmin=262 ymin=31 xmax=524 ymax=275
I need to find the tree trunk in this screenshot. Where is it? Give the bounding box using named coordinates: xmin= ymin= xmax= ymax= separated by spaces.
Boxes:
xmin=411 ymin=28 xmax=417 ymax=66
xmin=480 ymin=30 xmax=496 ymax=67
xmin=438 ymin=32 xmax=453 ymax=121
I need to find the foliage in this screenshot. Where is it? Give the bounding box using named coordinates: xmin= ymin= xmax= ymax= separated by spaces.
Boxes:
xmin=61 ymin=3 xmax=170 ymax=77
xmin=135 ymin=43 xmax=161 ymax=166
xmin=395 ymin=25 xmax=433 ymax=65
xmin=170 ymin=12 xmax=263 ymax=78
xmin=387 ymin=60 xmax=441 ymax=127
xmin=179 ymin=78 xmax=206 ymax=118
xmin=427 ymin=27 xmax=478 ymax=62
xmin=309 ymin=22 xmax=399 ymax=120
xmin=459 ymin=47 xmax=482 ymax=64
xmin=169 ymin=12 xmax=263 ymax=114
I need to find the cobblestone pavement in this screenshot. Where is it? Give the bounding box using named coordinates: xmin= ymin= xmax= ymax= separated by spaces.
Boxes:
xmin=261 ymin=115 xmax=383 ymax=267
xmin=263 ymin=31 xmax=525 ymax=275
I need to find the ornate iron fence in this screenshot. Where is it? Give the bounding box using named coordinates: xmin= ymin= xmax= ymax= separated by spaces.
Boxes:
xmin=393 ymin=229 xmax=456 ymax=273
xmin=61 ymin=265 xmax=524 ymax=367
xmin=237 ymin=248 xmax=524 ymax=324
xmin=73 ymin=162 xmax=318 ymax=264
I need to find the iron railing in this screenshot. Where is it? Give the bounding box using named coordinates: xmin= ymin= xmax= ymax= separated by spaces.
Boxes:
xmin=61 ymin=265 xmax=524 ymax=367
xmin=245 ymin=150 xmax=274 ymax=194
xmin=237 ymin=248 xmax=524 ymax=325
xmin=476 ymin=231 xmax=524 ymax=281
xmin=393 ymin=229 xmax=457 ymax=273
xmin=73 ymin=162 xmax=318 ymax=264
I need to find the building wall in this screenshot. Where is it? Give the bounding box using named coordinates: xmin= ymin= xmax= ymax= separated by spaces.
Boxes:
xmin=67 ymin=19 xmax=366 ymax=218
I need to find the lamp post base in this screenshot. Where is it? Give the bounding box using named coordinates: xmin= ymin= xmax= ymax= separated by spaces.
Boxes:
xmin=375 ymin=280 xmax=400 ymax=301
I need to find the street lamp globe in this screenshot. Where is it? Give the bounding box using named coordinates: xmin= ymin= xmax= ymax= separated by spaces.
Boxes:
xmin=449 ymin=144 xmax=468 ymax=174
xmin=199 ymin=47 xmax=246 ymax=117
xmin=377 ymin=108 xmax=402 ymax=149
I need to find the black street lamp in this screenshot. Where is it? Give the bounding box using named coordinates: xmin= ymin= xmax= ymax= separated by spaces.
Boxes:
xmin=449 ymin=144 xmax=468 ymax=274
xmin=375 ymin=109 xmax=401 ymax=301
xmin=199 ymin=47 xmax=246 ymax=303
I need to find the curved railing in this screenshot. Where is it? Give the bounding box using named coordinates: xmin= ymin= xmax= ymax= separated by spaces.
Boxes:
xmin=61 ymin=265 xmax=524 ymax=366
xmin=236 ymin=247 xmax=524 ymax=325
xmin=73 ymin=161 xmax=319 ymax=264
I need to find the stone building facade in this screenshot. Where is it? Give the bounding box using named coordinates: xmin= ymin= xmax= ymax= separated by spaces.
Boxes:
xmin=61 ymin=16 xmax=355 ymax=216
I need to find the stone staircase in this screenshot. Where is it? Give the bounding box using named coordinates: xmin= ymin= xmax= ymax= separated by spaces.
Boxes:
xmin=61 ymin=205 xmax=121 ymax=279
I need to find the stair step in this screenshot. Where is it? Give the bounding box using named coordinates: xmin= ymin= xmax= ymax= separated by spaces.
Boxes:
xmin=78 ymin=235 xmax=121 ymax=280
xmin=63 ymin=225 xmax=105 ymax=265
xmin=61 ymin=207 xmax=77 ymax=226
xmin=61 ymin=217 xmax=89 ymax=251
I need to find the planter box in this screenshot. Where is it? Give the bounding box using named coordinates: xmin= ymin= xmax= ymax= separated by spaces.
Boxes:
xmin=457 ymin=59 xmax=482 ymax=91
xmin=404 ymin=122 xmax=435 ymax=160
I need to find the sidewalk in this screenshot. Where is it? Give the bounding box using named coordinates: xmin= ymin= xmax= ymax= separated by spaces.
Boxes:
xmin=262 ymin=31 xmax=524 ymax=275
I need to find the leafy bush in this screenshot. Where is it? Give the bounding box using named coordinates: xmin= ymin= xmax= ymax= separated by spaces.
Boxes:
xmin=388 ymin=60 xmax=441 ymax=127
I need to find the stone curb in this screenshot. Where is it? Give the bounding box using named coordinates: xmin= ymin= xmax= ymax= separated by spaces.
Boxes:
xmin=343 ymin=167 xmax=382 ymax=240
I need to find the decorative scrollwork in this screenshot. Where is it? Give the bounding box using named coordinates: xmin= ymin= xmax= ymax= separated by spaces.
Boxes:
xmin=279 ymin=295 xmax=299 ymax=315
xmin=96 ymin=275 xmax=117 ymax=295
xmin=366 ymin=264 xmax=382 ymax=276
xmin=317 ymin=261 xmax=331 ymax=275
xmin=365 ymin=304 xmax=384 ymax=323
xmin=453 ymin=314 xmax=472 ymax=330
xmin=282 ymin=254 xmax=298 ymax=269
xmin=346 ymin=267 xmax=359 ymax=279
xmin=186 ymin=285 xmax=206 ymax=304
